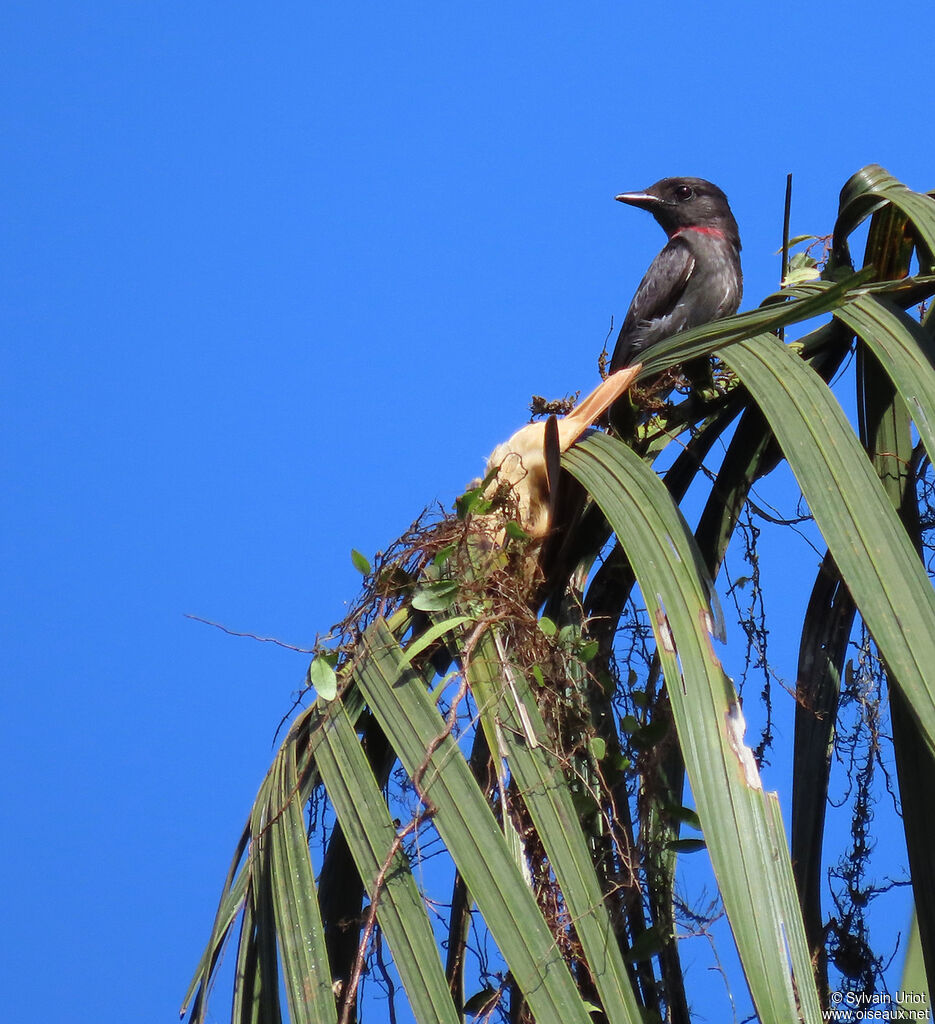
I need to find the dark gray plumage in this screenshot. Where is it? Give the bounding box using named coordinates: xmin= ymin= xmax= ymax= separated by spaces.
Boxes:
xmin=610 ymin=177 xmax=742 ymax=371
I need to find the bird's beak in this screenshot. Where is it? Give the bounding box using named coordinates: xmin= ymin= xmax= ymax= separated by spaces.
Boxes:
xmin=614 ymin=190 xmax=661 ymax=209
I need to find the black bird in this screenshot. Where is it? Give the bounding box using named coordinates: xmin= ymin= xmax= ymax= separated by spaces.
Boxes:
xmin=609 ymin=177 xmax=742 ymax=371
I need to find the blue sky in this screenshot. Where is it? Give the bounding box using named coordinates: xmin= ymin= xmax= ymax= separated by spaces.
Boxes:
xmin=3 ymin=2 xmax=933 ymax=1021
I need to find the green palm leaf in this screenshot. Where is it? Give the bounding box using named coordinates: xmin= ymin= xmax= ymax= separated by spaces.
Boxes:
xmin=184 ymin=166 xmax=935 ymax=1024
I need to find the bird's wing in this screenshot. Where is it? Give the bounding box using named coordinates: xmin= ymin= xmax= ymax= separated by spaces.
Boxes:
xmin=610 ymin=237 xmax=695 ymax=370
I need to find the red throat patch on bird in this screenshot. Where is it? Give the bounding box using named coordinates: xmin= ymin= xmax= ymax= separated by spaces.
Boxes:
xmin=671 ymin=225 xmax=728 ymax=241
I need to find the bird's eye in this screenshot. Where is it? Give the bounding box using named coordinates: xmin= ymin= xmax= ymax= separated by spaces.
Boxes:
xmin=674 ymin=185 xmax=694 ymax=201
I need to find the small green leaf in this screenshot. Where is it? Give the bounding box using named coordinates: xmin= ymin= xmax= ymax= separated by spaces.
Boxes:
xmin=782 ymin=265 xmax=821 ymax=287
xmin=463 ymin=987 xmax=499 ymax=1015
xmin=630 ymin=718 xmax=669 ymax=749
xmin=596 ymin=669 xmax=615 ymax=695
xmin=433 ymin=543 xmax=457 ymax=566
xmin=775 ymin=234 xmax=817 ymax=253
xmin=558 ymin=624 xmax=578 ymax=645
xmin=350 ymin=548 xmax=371 ymax=575
xmin=538 ymin=616 xmax=557 ymax=637
xmin=666 ymin=838 xmax=707 ymax=853
xmin=455 ymin=472 xmax=497 ymax=520
xmin=531 ymin=665 xmax=545 ymax=687
xmin=401 ymin=615 xmax=471 ymax=666
xmin=411 ymin=580 xmax=460 ymax=612
xmin=626 ymin=924 xmax=667 ymax=962
xmin=588 ymin=736 xmax=606 ymax=761
xmin=307 ymin=656 xmax=338 ymax=701
xmin=667 ymin=805 xmax=702 ymax=830
xmin=631 ymin=688 xmax=648 ymax=708
xmin=619 ymin=714 xmax=641 ymax=734
xmin=577 ymin=639 xmax=599 ymax=663
xmin=505 ymin=520 xmax=529 ymax=540
xmin=787 ymin=251 xmax=817 ymax=269
xmin=455 ymin=490 xmax=479 ymax=519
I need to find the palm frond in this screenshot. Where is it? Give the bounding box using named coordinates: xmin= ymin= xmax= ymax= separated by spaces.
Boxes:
xmin=185 ymin=166 xmax=935 ymax=1024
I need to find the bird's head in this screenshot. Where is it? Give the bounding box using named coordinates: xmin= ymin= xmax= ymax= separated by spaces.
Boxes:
xmin=615 ymin=177 xmax=741 ymax=250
